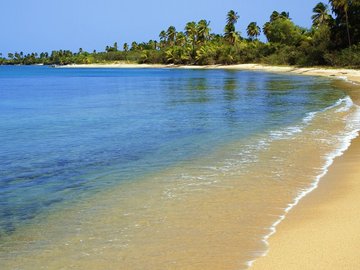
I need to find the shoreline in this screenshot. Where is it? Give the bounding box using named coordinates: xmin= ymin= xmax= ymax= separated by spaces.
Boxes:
xmin=249 ymin=79 xmax=360 ymax=268
xmin=60 ymin=62 xmax=360 ymax=269
xmin=58 ymin=63 xmax=360 ymax=84
xmin=250 ymin=136 xmax=360 ymax=270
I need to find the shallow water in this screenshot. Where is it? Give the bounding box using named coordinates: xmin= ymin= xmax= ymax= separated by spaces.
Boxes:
xmin=0 ymin=66 xmax=359 ymax=269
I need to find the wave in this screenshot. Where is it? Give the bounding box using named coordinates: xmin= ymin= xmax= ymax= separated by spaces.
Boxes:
xmin=269 ymin=96 xmax=353 ymax=141
xmin=246 ymin=96 xmax=360 ymax=268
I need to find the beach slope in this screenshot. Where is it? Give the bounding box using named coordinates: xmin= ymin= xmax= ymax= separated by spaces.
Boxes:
xmin=251 ymin=119 xmax=360 ymax=269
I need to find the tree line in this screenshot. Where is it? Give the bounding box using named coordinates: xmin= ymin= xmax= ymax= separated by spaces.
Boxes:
xmin=1 ymin=1 xmax=360 ymax=67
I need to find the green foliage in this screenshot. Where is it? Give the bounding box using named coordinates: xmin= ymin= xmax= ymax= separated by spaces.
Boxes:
xmin=1 ymin=6 xmax=360 ymax=68
xmin=312 ymin=2 xmax=331 ymax=27
xmin=165 ymin=45 xmax=191 ymax=64
xmin=140 ymin=50 xmax=165 ymax=64
xmin=195 ymin=43 xmax=217 ymax=65
xmin=247 ymin=22 xmax=261 ymax=40
xmin=324 ymin=44 xmax=360 ymax=67
xmin=224 ymin=10 xmax=240 ymax=44
xmin=166 ymin=26 xmax=177 ymax=46
xmin=263 ymin=16 xmax=304 ymax=46
xmin=329 ymin=0 xmax=360 ymax=47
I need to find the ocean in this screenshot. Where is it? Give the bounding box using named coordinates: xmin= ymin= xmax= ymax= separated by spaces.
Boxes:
xmin=0 ymin=66 xmax=359 ymax=269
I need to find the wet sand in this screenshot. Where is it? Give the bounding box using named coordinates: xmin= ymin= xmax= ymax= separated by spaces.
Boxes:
xmin=251 ymin=136 xmax=360 ymax=270
xmin=251 ymin=81 xmax=360 ymax=269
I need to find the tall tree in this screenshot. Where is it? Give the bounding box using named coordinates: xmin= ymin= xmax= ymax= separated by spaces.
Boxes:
xmin=175 ymin=32 xmax=187 ymax=46
xmin=263 ymin=13 xmax=303 ymax=45
xmin=226 ymin=10 xmax=239 ymax=26
xmin=159 ymin=30 xmax=167 ymax=47
xmin=312 ymin=2 xmax=331 ymax=27
xmin=131 ymin=41 xmax=138 ymax=51
xmin=123 ymin=43 xmax=129 ymax=52
xmin=329 ymin=0 xmax=351 ymax=46
xmin=166 ymin=26 xmax=177 ymax=46
xmin=197 ymin=20 xmax=211 ymax=43
xmin=185 ymin=22 xmax=197 ymax=43
xmin=247 ymin=22 xmax=261 ymax=40
xmin=224 ymin=10 xmax=240 ymax=44
xmin=185 ymin=21 xmax=198 ymax=58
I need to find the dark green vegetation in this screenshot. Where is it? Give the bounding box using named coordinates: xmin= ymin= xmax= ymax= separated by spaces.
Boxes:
xmin=1 ymin=1 xmax=360 ymax=67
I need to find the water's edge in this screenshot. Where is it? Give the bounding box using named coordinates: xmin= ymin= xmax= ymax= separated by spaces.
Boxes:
xmin=246 ymin=78 xmax=360 ymax=268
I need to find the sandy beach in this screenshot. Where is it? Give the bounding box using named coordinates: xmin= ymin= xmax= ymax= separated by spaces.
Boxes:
xmin=249 ymin=78 xmax=360 ymax=269
xmin=59 ymin=63 xmax=360 ymax=84
xmin=251 ymin=137 xmax=360 ymax=269
xmin=59 ymin=63 xmax=360 ymax=269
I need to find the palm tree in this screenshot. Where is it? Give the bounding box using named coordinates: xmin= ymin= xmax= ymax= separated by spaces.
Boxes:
xmin=247 ymin=22 xmax=261 ymax=40
xmin=225 ymin=10 xmax=240 ymax=45
xmin=312 ymin=2 xmax=331 ymax=27
xmin=185 ymin=21 xmax=197 ymax=42
xmin=123 ymin=43 xmax=129 ymax=52
xmin=224 ymin=26 xmax=240 ymax=44
xmin=226 ymin=10 xmax=239 ymax=26
xmin=131 ymin=41 xmax=138 ymax=51
xmin=175 ymin=32 xmax=186 ymax=46
xmin=148 ymin=40 xmax=156 ymax=50
xmin=263 ymin=22 xmax=271 ymax=37
xmin=197 ymin=19 xmax=211 ymax=43
xmin=185 ymin=21 xmax=198 ymax=58
xmin=166 ymin=26 xmax=177 ymax=46
xmin=330 ymin=0 xmax=351 ymax=46
xmin=159 ymin=30 xmax=167 ymax=47
xmin=123 ymin=43 xmax=129 ymax=61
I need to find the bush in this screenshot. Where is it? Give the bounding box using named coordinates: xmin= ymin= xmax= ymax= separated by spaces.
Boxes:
xmin=324 ymin=44 xmax=360 ymax=68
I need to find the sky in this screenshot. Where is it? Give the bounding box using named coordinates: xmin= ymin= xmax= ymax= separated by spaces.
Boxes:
xmin=0 ymin=0 xmax=322 ymax=54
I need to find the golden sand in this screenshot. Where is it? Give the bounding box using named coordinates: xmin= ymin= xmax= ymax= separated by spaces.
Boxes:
xmin=251 ymin=136 xmax=360 ymax=269
xmin=251 ymin=81 xmax=360 ymax=269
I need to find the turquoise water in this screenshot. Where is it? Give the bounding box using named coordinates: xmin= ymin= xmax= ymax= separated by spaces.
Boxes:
xmin=0 ymin=66 xmax=344 ymax=238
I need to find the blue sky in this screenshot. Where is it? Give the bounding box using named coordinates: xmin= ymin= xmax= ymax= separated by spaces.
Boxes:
xmin=1 ymin=0 xmax=322 ymax=54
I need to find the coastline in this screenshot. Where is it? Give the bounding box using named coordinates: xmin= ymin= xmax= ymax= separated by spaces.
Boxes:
xmin=60 ymin=63 xmax=360 ymax=269
xmin=248 ymin=79 xmax=360 ymax=268
xmin=250 ymin=136 xmax=360 ymax=269
xmin=58 ymin=63 xmax=360 ymax=84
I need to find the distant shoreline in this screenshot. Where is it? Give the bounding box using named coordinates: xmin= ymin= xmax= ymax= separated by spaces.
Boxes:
xmin=57 ymin=63 xmax=360 ymax=84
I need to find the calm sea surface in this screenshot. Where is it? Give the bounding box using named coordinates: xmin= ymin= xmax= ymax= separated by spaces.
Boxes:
xmin=0 ymin=66 xmax=359 ymax=269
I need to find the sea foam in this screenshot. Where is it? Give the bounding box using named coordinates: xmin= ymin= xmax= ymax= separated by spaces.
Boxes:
xmin=246 ymin=96 xmax=360 ymax=269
